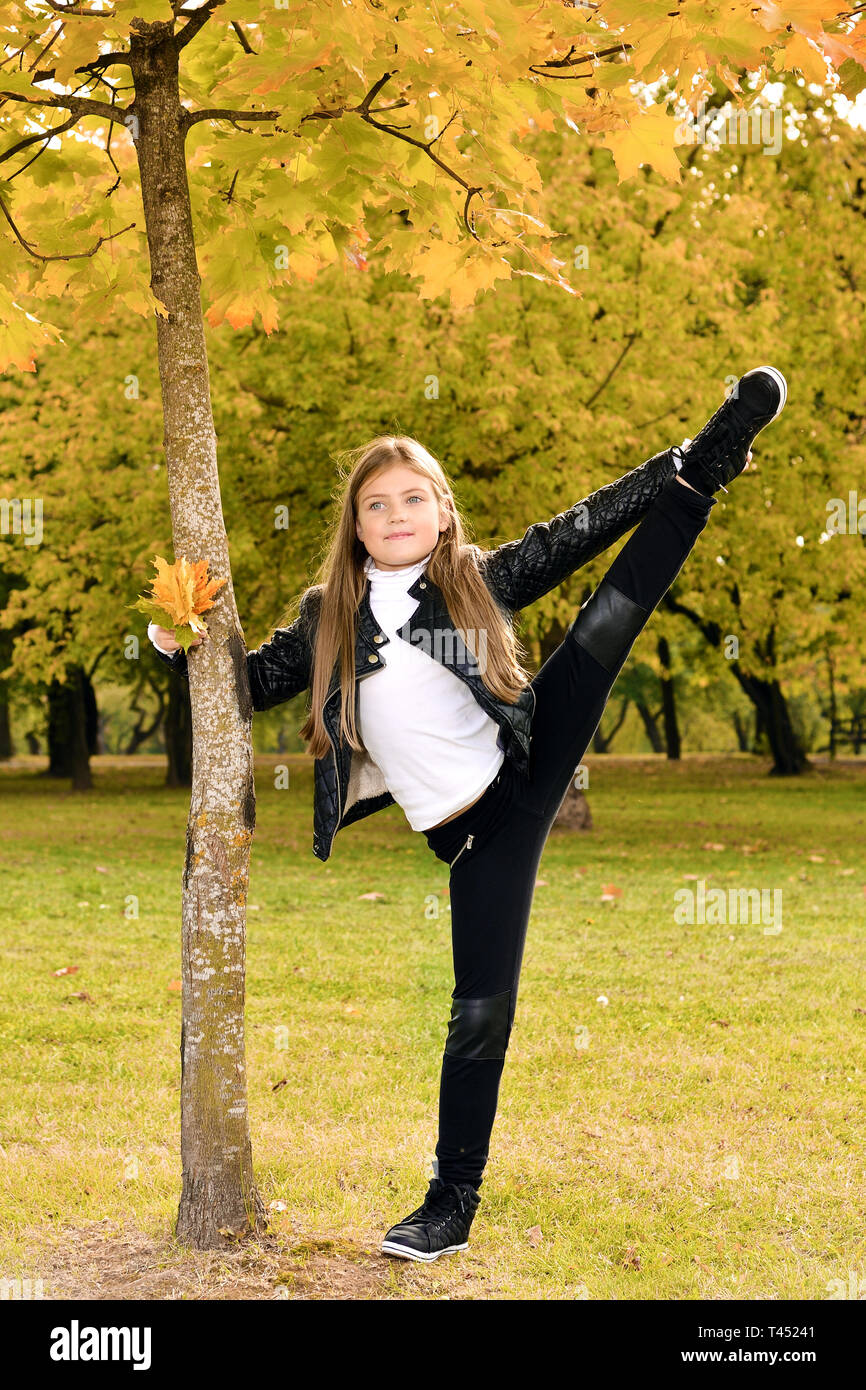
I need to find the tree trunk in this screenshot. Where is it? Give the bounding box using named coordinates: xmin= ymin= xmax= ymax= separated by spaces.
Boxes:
xmin=0 ymin=675 xmax=11 ymax=760
xmin=130 ymin=19 xmax=265 ymax=1248
xmin=752 ymin=701 xmax=766 ymax=754
xmin=736 ymin=672 xmax=809 ymax=774
xmin=83 ymin=669 xmax=100 ymax=758
xmin=0 ymin=580 xmax=15 ymax=758
xmin=635 ymin=699 xmax=664 ymax=753
xmin=662 ymin=594 xmax=809 ymax=776
xmin=732 ymin=709 xmax=750 ymax=752
xmin=71 ymin=668 xmax=93 ymax=790
xmin=657 ymin=635 xmax=681 ymax=761
xmin=825 ymin=649 xmax=836 ymax=761
xmin=46 ymin=678 xmax=72 ymax=777
xmin=46 ymin=671 xmax=91 ymax=787
xmin=592 ymin=697 xmax=629 ymax=752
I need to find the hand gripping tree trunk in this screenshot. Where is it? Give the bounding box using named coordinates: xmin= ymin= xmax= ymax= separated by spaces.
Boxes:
xmin=129 ymin=20 xmax=266 ymax=1248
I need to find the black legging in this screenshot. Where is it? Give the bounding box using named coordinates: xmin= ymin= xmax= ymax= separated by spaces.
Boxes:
xmin=423 ymin=467 xmax=716 ymax=1188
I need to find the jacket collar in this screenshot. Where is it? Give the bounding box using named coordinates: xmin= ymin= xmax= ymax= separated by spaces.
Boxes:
xmin=323 ymin=565 xmax=441 ymax=706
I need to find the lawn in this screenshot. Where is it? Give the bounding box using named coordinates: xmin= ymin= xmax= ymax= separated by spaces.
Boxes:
xmin=1 ymin=752 xmax=863 ymax=1301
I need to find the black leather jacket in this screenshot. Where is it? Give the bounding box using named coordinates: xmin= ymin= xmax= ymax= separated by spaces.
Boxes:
xmin=151 ymin=448 xmax=677 ymax=861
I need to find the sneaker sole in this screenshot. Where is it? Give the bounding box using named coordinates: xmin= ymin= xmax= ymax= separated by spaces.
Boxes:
xmin=380 ymin=1239 xmax=469 ymax=1262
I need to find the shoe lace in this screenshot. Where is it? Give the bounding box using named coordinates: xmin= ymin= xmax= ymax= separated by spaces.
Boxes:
xmin=410 ymin=1180 xmax=472 ymax=1231
xmin=692 ymin=399 xmax=753 ymax=464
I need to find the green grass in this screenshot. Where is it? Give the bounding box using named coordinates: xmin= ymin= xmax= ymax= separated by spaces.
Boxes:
xmin=1 ymin=752 xmax=864 ymax=1300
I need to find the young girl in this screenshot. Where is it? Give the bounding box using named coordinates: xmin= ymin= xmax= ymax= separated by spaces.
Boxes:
xmin=149 ymin=365 xmax=787 ymax=1264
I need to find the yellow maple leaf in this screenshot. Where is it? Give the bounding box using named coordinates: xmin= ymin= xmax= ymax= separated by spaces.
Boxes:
xmin=780 ymin=32 xmax=828 ymax=84
xmin=600 ymin=106 xmax=684 ymax=184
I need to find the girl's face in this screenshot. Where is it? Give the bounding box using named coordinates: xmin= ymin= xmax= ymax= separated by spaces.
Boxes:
xmin=355 ymin=463 xmax=450 ymax=572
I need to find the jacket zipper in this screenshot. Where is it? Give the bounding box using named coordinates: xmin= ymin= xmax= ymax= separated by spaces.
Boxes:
xmin=449 ymin=832 xmax=474 ymax=868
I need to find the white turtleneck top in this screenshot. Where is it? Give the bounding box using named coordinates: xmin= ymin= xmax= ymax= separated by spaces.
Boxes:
xmin=147 ymin=549 xmax=505 ymax=832
xmin=356 ymin=550 xmax=504 ymax=830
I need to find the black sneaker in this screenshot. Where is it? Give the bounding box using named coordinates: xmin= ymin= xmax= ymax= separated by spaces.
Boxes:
xmin=381 ymin=1177 xmax=481 ymax=1262
xmin=676 ymin=366 xmax=788 ymax=495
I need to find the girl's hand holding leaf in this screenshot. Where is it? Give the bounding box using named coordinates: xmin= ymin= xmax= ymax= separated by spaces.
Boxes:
xmin=129 ymin=555 xmax=226 ymax=654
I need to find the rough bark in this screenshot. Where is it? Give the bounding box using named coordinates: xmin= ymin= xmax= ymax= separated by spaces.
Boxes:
xmin=129 ymin=19 xmax=265 ymax=1248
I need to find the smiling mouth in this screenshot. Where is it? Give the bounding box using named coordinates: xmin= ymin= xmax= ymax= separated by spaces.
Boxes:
xmin=387 ymin=533 xmax=413 ymax=539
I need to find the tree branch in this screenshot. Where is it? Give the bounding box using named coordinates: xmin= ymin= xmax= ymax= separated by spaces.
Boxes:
xmin=32 ymin=52 xmax=133 ymax=83
xmin=529 ymin=42 xmax=634 ymax=79
xmin=0 ymin=88 xmax=128 ymax=124
xmin=0 ymin=194 xmax=135 ymax=260
xmin=182 ymin=106 xmax=280 ymax=131
xmin=174 ymin=0 xmax=226 ymax=52
xmin=0 ymin=111 xmax=79 ymax=170
xmin=231 ymin=21 xmax=255 ymax=55
xmin=584 ymin=332 xmax=640 ymax=408
xmin=299 ymin=72 xmax=486 ymax=241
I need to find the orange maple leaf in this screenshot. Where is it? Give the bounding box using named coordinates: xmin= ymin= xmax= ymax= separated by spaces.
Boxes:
xmin=149 ymin=555 xmax=227 ymax=631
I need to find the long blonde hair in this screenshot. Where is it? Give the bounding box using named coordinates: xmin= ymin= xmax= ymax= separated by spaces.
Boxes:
xmin=285 ymin=435 xmax=533 ymax=760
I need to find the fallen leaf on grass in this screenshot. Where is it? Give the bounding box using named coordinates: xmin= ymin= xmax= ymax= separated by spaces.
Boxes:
xmin=702 ymin=842 xmax=726 ymax=852
xmin=601 ymin=884 xmax=622 ymax=901
xmin=359 ymin=892 xmax=385 ymax=901
xmin=167 ymin=980 xmax=182 ymax=992
xmin=52 ymin=966 xmax=79 ymax=976
xmin=526 ymin=1225 xmax=543 ymax=1248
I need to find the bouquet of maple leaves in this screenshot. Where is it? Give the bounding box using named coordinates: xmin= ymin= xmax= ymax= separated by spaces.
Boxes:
xmin=129 ymin=555 xmax=227 ymax=654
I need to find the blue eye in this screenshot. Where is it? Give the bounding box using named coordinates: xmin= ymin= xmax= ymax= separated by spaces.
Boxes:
xmin=370 ymin=495 xmax=425 ymax=509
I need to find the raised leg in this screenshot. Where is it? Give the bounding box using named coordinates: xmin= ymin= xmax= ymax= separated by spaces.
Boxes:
xmin=431 ymin=474 xmax=717 ymax=1189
